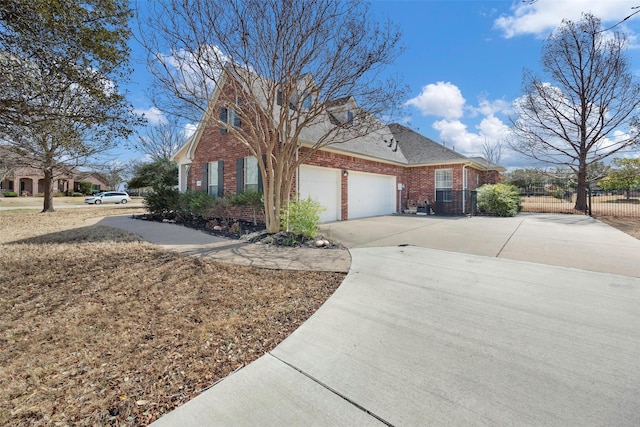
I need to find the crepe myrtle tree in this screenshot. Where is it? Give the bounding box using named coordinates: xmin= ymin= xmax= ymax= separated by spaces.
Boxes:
xmin=141 ymin=0 xmax=406 ymax=233
xmin=509 ymin=13 xmax=640 ymax=212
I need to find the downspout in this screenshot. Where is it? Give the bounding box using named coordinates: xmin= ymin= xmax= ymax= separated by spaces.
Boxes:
xmin=462 ymin=163 xmax=469 ymax=214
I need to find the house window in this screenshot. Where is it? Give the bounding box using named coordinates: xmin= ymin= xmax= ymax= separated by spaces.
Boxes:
xmin=435 ymin=169 xmax=453 ymax=202
xmin=203 ymin=161 xmax=223 ymax=196
xmin=346 ymin=110 xmax=354 ymax=122
xmin=220 ymin=103 xmax=241 ymax=134
xmin=302 ymin=93 xmax=312 ymax=109
xmin=208 ymin=161 xmax=218 ymax=196
xmin=244 ymin=156 xmax=259 ymax=192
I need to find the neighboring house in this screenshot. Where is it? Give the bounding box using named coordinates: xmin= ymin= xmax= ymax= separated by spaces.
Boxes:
xmin=0 ymin=164 xmax=109 ymax=196
xmin=172 ymin=76 xmax=504 ymax=222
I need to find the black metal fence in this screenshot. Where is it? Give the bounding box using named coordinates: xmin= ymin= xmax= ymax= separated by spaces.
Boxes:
xmin=518 ymin=187 xmax=640 ymax=217
xmin=432 ymin=190 xmax=474 ymax=216
xmin=427 ymin=187 xmax=640 ymax=218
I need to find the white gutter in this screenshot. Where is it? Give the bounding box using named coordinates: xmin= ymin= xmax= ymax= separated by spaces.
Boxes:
xmin=462 ymin=163 xmax=469 ymax=214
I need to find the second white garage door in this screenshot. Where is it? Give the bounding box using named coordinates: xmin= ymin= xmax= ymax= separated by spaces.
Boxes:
xmin=348 ymin=171 xmax=396 ymax=219
xmin=299 ymin=165 xmax=341 ymax=223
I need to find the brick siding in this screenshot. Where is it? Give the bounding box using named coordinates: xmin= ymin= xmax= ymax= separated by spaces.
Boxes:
xmin=185 ymin=82 xmax=500 ymax=221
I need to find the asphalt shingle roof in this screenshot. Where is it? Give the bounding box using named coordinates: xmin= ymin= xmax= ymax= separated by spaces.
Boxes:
xmin=388 ymin=123 xmax=467 ymax=165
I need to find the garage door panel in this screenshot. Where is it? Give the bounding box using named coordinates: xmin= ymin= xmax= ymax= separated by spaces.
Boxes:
xmin=348 ymin=172 xmax=396 ymax=219
xmin=299 ymin=166 xmax=340 ymax=223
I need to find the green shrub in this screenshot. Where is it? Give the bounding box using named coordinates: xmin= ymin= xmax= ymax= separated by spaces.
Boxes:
xmin=144 ymin=187 xmax=181 ymax=216
xmin=3 ymin=191 xmax=18 ymax=197
xmin=229 ymin=190 xmax=263 ymax=208
xmin=71 ymin=192 xmax=84 ymax=197
xmin=177 ymin=190 xmax=215 ymax=218
xmin=280 ymin=196 xmax=325 ymax=239
xmin=208 ymin=195 xmax=234 ymax=223
xmin=229 ymin=191 xmax=263 ymax=224
xmin=476 ymin=183 xmax=521 ymax=217
xmin=76 ymin=181 xmax=92 ymax=195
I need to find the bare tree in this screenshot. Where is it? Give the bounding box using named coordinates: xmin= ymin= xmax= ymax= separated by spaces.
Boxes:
xmin=141 ymin=0 xmax=405 ymax=232
xmin=481 ymin=138 xmax=503 ymax=165
xmin=0 ymin=147 xmax=16 ymax=186
xmin=135 ymin=121 xmax=184 ymax=161
xmin=510 ymin=13 xmax=640 ymax=211
xmin=93 ymin=162 xmax=127 ymax=191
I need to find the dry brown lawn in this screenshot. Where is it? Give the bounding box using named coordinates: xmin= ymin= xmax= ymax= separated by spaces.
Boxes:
xmin=520 ymin=194 xmax=640 ymax=217
xmin=0 ymin=207 xmax=344 ymax=426
xmin=597 ymin=216 xmax=640 ymax=240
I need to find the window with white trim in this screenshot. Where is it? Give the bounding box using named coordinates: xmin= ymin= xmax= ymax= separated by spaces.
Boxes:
xmin=435 ymin=169 xmax=453 ymax=202
xmin=244 ymin=156 xmax=259 ymax=192
xmin=219 ymin=99 xmax=242 ymax=134
xmin=208 ymin=161 xmax=218 ymax=196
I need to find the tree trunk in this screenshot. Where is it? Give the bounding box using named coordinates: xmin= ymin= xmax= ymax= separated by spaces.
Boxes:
xmin=574 ymin=162 xmax=588 ymax=212
xmin=264 ymin=179 xmax=279 ymax=233
xmin=42 ymin=167 xmax=55 ymax=212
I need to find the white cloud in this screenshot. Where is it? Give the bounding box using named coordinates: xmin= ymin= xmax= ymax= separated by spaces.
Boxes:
xmin=405 ymin=82 xmax=466 ymax=120
xmin=135 ymin=106 xmax=167 ymax=126
xmin=470 ymin=97 xmax=512 ymax=117
xmin=159 ymin=45 xmax=228 ymax=100
xmin=494 ymin=0 xmax=640 ymax=38
xmin=478 ymin=115 xmax=510 ymax=140
xmin=183 ymin=123 xmax=198 ymax=139
xmin=431 ymin=115 xmax=510 ymax=158
xmin=432 ymin=119 xmax=483 ymax=155
xmin=405 ymin=82 xmax=514 ymax=158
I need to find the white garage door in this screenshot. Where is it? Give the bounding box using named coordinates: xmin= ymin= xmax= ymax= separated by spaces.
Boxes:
xmin=299 ymin=165 xmax=341 ymax=223
xmin=348 ymin=171 xmax=396 ymax=219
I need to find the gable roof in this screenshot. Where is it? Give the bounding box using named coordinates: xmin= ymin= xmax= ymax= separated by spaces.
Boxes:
xmin=467 ymin=157 xmax=504 ymax=170
xmin=388 ymin=123 xmax=466 ymax=165
xmin=172 ymin=71 xmax=505 ymax=171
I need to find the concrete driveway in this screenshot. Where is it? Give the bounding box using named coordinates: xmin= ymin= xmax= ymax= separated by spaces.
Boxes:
xmin=320 ymin=213 xmax=640 ymax=277
xmin=152 ymin=214 xmax=640 ymax=426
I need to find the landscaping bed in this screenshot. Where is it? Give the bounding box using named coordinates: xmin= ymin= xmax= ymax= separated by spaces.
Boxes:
xmin=134 ymin=213 xmax=343 ymax=248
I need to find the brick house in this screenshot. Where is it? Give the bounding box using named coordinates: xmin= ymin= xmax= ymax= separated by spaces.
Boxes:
xmin=0 ymin=164 xmax=109 ymax=196
xmin=172 ymin=76 xmax=504 ymax=222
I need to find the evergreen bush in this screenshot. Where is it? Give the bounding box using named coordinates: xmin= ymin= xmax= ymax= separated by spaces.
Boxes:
xmin=476 ymin=183 xmax=521 ymax=217
xmin=144 ymin=188 xmax=181 ymax=216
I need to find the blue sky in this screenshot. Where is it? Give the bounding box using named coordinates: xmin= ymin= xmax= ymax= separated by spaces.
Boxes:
xmin=125 ymin=0 xmax=640 ymax=169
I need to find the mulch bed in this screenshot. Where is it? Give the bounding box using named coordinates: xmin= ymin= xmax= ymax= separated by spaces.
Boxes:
xmin=134 ymin=213 xmax=343 ymax=249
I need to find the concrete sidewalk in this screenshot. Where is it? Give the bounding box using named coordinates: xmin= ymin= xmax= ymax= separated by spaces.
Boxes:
xmin=139 ymin=213 xmax=640 ymax=426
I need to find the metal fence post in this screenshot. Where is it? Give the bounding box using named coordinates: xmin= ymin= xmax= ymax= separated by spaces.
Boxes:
xmin=470 ymin=190 xmax=477 ymax=216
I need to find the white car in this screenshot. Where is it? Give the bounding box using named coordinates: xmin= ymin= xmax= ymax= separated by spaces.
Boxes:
xmin=84 ymin=191 xmax=131 ymax=205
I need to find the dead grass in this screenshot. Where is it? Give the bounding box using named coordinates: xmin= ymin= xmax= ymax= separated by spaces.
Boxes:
xmin=596 ymin=216 xmax=640 ymax=240
xmin=0 ymin=208 xmax=344 ymax=426
xmin=0 ymin=195 xmax=86 ymax=207
xmin=520 ymin=195 xmax=640 ymax=217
